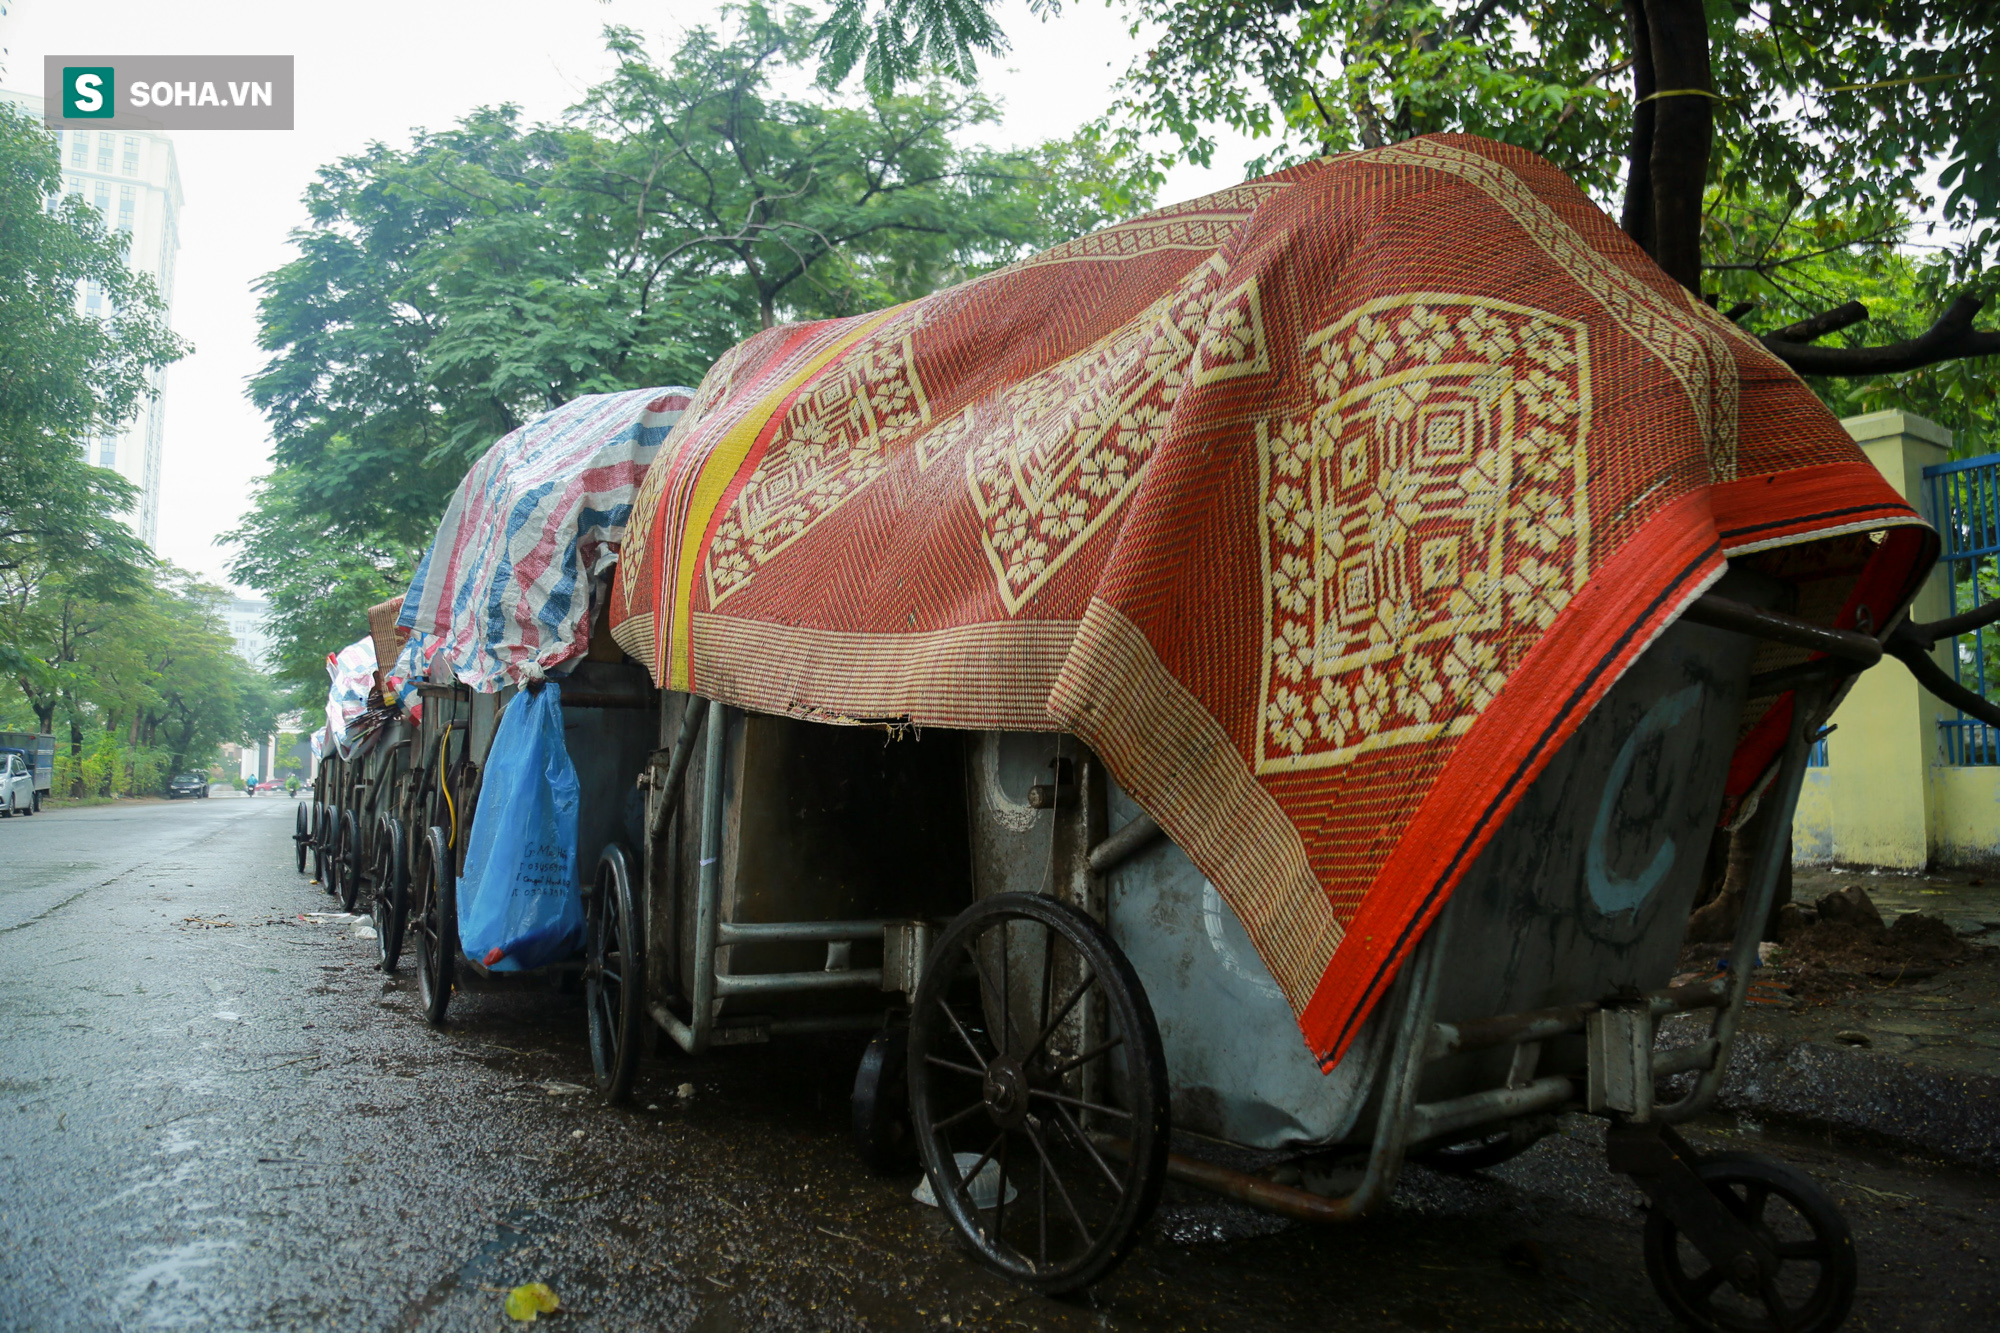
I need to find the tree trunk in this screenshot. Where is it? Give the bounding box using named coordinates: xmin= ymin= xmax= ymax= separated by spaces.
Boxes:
xmin=168 ymin=715 xmax=197 ymax=787
xmin=1618 ymin=0 xmax=1711 ymax=295
xmin=68 ymin=715 xmax=83 ymax=798
xmin=1618 ymin=0 xmax=1656 ymax=254
xmin=1639 ymin=0 xmax=1712 ymax=294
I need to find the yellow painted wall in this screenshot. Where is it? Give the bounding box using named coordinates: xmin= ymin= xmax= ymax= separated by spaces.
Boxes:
xmin=1931 ymin=767 xmax=2000 ymax=869
xmin=1787 ymin=411 xmax=2000 ymax=870
xmin=1793 ymin=770 xmax=1835 ymax=864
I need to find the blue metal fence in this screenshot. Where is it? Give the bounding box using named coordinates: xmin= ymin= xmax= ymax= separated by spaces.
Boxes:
xmin=1923 ymin=453 xmax=2000 ymax=764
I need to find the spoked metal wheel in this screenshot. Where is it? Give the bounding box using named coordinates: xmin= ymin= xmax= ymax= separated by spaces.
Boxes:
xmin=908 ymin=892 xmax=1169 ymax=1294
xmin=334 ymin=811 xmax=364 ymax=913
xmin=322 ymin=806 xmax=345 ymax=901
xmin=371 ymin=814 xmax=409 ymax=973
xmin=293 ymin=802 xmax=311 ymax=874
xmin=320 ymin=803 xmax=344 ymax=896
xmin=584 ymin=844 xmax=644 ymax=1103
xmin=412 ymin=826 xmax=457 ymax=1027
xmin=311 ymin=803 xmax=332 ymax=887
xmin=1644 ymin=1152 xmax=1857 ymax=1333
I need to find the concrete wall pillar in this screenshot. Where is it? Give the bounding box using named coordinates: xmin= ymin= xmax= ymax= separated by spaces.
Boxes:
xmin=1818 ymin=411 xmax=1952 ymax=870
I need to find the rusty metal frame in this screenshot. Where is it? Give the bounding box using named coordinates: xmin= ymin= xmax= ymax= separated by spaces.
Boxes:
xmin=646 ymin=696 xmax=946 ymax=1054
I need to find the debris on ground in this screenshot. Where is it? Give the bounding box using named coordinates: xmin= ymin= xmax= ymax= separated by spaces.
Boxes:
xmin=1682 ymin=883 xmax=1973 ymax=1002
xmin=504 ymin=1281 xmax=560 ymax=1321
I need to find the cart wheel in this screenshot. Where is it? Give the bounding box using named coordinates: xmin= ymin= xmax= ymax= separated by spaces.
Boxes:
xmin=908 ymin=893 xmax=1169 ymax=1294
xmin=294 ymin=802 xmax=311 ymax=874
xmin=852 ymin=1025 xmax=915 ymax=1173
xmin=315 ymin=802 xmax=338 ymax=892
xmin=585 ymin=843 xmax=644 ymax=1103
xmin=1417 ymin=1116 xmax=1554 ymax=1173
xmin=334 ymin=811 xmax=364 ymax=913
xmin=322 ymin=807 xmax=344 ymax=900
xmin=372 ymin=814 xmax=409 ymax=973
xmin=413 ymin=825 xmax=457 ymax=1027
xmin=316 ymin=805 xmax=335 ymax=888
xmin=1643 ymin=1152 xmax=1857 ymax=1333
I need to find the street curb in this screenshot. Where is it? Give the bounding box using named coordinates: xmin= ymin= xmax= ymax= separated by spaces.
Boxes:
xmin=1711 ymin=1031 xmax=2000 ymax=1172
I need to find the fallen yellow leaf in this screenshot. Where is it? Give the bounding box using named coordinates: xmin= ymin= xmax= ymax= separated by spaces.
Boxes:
xmin=505 ymin=1282 xmax=560 ymax=1321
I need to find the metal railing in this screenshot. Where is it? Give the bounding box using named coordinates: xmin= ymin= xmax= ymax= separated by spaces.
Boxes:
xmin=1923 ymin=453 xmax=2000 ymax=765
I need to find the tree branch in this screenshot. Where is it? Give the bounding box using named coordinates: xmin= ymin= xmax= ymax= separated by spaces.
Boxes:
xmin=1762 ymin=296 xmax=2000 ymax=376
xmin=1766 ymin=301 xmax=1868 ymax=345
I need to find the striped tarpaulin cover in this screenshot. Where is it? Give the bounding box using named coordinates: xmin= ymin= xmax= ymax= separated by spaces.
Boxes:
xmin=387 ymin=631 xmax=440 ymax=722
xmin=398 ymin=387 xmax=695 ymax=691
xmin=323 ymin=636 xmax=380 ymax=761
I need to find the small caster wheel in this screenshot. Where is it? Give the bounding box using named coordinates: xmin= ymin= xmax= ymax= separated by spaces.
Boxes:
xmin=851 ymin=1025 xmax=914 ymax=1173
xmin=1643 ymin=1152 xmax=1857 ymax=1333
xmin=1417 ymin=1115 xmax=1555 ymax=1173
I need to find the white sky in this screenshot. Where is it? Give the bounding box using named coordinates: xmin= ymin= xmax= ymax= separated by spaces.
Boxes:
xmin=0 ymin=0 xmax=1257 ymax=593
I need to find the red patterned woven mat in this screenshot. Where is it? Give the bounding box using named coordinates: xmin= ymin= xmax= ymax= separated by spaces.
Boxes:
xmin=610 ymin=135 xmax=1933 ymax=1066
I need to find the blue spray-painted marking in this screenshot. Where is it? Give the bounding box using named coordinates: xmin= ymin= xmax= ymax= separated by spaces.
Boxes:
xmin=1586 ymin=683 xmax=1702 ymax=917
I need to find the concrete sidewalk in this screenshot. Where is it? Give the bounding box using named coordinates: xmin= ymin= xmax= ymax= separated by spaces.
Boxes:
xmin=1686 ymin=867 xmax=2000 ymax=1170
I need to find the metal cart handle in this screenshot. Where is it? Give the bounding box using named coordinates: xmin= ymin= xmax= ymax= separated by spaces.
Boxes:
xmin=1688 ymin=589 xmax=2000 ymax=730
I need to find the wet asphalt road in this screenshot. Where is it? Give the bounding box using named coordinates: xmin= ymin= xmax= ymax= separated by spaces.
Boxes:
xmin=2 ymin=796 xmax=1997 ymax=1332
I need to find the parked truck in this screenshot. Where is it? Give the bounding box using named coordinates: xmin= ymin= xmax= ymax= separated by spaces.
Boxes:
xmin=0 ymin=732 xmax=55 ymax=814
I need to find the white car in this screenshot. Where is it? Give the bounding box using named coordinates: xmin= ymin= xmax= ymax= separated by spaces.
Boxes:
xmin=1 ymin=752 xmax=36 ymax=816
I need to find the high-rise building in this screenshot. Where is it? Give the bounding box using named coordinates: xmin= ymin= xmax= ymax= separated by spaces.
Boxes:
xmin=223 ymin=597 xmax=274 ymax=670
xmin=3 ymin=90 xmax=183 ymax=548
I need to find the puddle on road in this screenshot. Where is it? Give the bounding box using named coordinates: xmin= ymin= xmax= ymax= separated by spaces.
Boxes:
xmin=114 ymin=1236 xmax=241 ymax=1328
xmin=0 ymin=861 xmax=103 ymax=894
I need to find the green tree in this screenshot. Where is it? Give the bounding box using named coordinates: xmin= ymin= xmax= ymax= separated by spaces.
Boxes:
xmin=0 ymin=102 xmax=185 ymax=690
xmin=124 ymin=574 xmax=282 ymax=785
xmin=560 ymin=10 xmax=1089 ymax=330
xmin=3 ymin=569 xmax=277 ymax=795
xmin=821 ymin=0 xmax=1999 ymax=381
xmin=234 ymin=11 xmax=1152 ymax=703
xmin=1702 ymin=194 xmax=1999 ymax=456
xmin=228 ymin=468 xmax=410 ymax=710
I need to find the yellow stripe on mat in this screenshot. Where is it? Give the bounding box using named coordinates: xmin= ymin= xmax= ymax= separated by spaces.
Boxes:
xmin=664 ymin=306 xmax=906 ymax=692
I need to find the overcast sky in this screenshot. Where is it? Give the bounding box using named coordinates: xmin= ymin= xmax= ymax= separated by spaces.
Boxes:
xmin=0 ymin=0 xmax=1256 ymax=594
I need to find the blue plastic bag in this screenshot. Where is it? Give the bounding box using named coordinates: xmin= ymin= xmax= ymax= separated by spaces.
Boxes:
xmin=457 ymin=680 xmax=583 ymax=971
